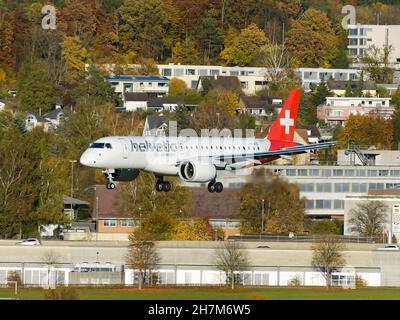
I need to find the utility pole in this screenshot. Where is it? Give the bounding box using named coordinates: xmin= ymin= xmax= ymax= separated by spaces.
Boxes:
xmin=261 ymin=199 xmax=265 ymax=234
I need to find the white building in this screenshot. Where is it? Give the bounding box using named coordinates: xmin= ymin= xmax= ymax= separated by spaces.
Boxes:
xmin=106 ymin=75 xmax=169 ymax=96
xmin=0 ymin=100 xmax=5 ymax=111
xmin=122 ymin=92 xmax=183 ymax=112
xmin=348 ymin=24 xmax=400 ymax=64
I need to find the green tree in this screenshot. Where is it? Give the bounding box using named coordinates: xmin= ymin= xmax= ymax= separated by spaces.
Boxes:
xmin=239 ymin=172 xmax=305 ymax=234
xmin=310 ymin=220 xmax=340 ymax=235
xmin=353 ymin=71 xmax=364 ymax=98
xmin=201 ymin=9 xmax=223 ymax=61
xmin=361 ymin=45 xmax=394 ymax=83
xmin=311 ymin=77 xmax=333 ymax=107
xmin=16 ymin=59 xmax=55 ymax=114
xmin=298 ymin=92 xmax=318 ymax=125
xmin=345 ymin=79 xmax=353 ymax=97
xmin=220 ymin=23 xmax=268 ymax=67
xmin=286 ymin=8 xmax=338 ymax=67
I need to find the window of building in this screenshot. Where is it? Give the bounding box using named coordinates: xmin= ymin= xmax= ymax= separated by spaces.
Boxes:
xmin=316 ymin=183 xmax=332 ymax=192
xmin=316 ymin=200 xmax=331 ymax=209
xmin=241 ymin=82 xmax=248 ymax=89
xmin=322 ymin=169 xmax=332 ymax=177
xmin=345 ymin=169 xmax=355 ymax=176
xmin=335 ymin=183 xmax=350 ymax=192
xmin=378 ymin=170 xmax=389 ymax=177
xmin=386 ymin=183 xmax=400 ymax=190
xmin=186 ymin=69 xmax=195 ymax=75
xmin=356 ymin=169 xmax=366 ymax=177
xmin=351 ymin=183 xmax=367 ymax=193
xmin=297 ymin=169 xmax=308 ymax=176
xmin=104 ymin=220 xmax=117 ymax=227
xmin=286 ymin=169 xmax=296 ymax=176
xmin=309 ymin=169 xmax=320 ymax=176
xmin=368 ymin=170 xmax=377 ymax=177
xmin=299 ymin=183 xmax=314 ymax=192
xmin=306 ymin=200 xmax=314 ymax=209
xmin=369 ymin=183 xmax=384 ymax=190
xmin=174 ymin=69 xmax=184 ymax=76
xmin=121 ymin=220 xmax=134 ymax=227
xmin=349 ymin=38 xmax=358 ymax=46
xmin=199 ymin=69 xmax=208 ymax=76
xmin=334 ymin=200 xmax=344 ymax=209
xmin=349 ymin=48 xmax=358 ymax=56
xmin=333 ymin=169 xmax=344 ymax=176
xmin=391 ymin=170 xmax=400 ymax=177
xmin=349 ymin=28 xmax=358 ymax=35
xmin=163 ymin=69 xmax=172 ymax=76
xmin=210 ymin=70 xmax=219 ymax=76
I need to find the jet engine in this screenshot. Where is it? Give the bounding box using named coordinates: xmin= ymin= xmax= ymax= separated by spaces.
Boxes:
xmin=178 ymin=160 xmax=216 ymax=183
xmin=104 ymin=169 xmax=140 ymax=181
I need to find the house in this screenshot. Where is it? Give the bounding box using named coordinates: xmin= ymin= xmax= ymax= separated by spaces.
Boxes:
xmin=196 ymin=75 xmax=242 ymax=93
xmin=105 ymin=75 xmax=169 ymax=96
xmin=25 ymin=106 xmax=65 ymax=132
xmin=143 ymin=115 xmax=169 ymax=136
xmin=239 ymin=95 xmax=283 ymax=117
xmin=297 ymin=124 xmax=322 ymax=144
xmin=122 ymin=92 xmax=184 ymax=112
xmin=317 ymin=96 xmax=394 ymax=126
xmin=0 ymin=99 xmax=5 ymax=111
xmin=92 ymin=185 xmax=241 ymax=240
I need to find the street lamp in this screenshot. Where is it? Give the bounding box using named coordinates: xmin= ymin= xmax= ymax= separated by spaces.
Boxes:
xmin=69 ymin=160 xmax=77 ymax=220
xmin=261 ymin=199 xmax=265 ymax=234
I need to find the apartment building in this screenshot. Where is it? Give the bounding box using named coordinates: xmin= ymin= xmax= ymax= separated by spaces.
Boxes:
xmin=347 ymin=24 xmax=400 ymax=64
xmin=317 ymin=96 xmax=393 ymax=126
xmin=105 ymin=75 xmax=169 ymax=96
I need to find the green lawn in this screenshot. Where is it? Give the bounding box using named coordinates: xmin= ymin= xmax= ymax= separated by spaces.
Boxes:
xmin=1 ymin=286 xmax=400 ymax=300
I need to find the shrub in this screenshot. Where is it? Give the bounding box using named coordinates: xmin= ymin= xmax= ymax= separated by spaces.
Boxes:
xmin=310 ymin=220 xmax=340 ymax=235
xmin=287 ymin=275 xmax=302 ymax=286
xmin=355 ymin=275 xmax=368 ymax=288
xmin=7 ymin=271 xmax=22 ymax=286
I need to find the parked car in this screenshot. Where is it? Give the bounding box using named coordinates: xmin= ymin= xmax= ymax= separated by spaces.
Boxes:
xmin=16 ymin=238 xmax=42 ymax=246
xmin=257 ymin=245 xmax=271 ymax=249
xmin=376 ymin=244 xmax=399 ymax=251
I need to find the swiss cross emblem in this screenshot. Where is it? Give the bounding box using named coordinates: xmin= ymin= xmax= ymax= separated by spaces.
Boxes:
xmin=280 ymin=110 xmax=294 ymax=134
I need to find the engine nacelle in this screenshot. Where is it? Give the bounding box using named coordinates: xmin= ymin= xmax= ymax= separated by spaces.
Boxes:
xmin=178 ymin=160 xmax=216 ymax=183
xmin=104 ymin=169 xmax=140 ymax=181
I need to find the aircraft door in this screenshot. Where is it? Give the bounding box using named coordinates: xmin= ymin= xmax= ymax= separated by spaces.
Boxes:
xmin=122 ymin=141 xmax=129 ymax=160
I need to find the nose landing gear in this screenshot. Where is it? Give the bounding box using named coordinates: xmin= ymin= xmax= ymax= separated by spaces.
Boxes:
xmin=208 ymin=180 xmax=223 ymax=193
xmin=103 ymin=169 xmax=116 ymax=190
xmin=106 ymin=182 xmax=115 ymax=190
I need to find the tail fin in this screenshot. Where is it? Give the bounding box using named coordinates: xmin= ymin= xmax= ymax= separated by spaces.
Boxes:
xmin=267 ymin=89 xmax=302 ymax=142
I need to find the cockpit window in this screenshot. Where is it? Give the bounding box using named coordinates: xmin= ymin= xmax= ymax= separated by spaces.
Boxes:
xmin=105 ymin=143 xmax=112 ymax=149
xmin=89 ymin=143 xmax=105 ymax=149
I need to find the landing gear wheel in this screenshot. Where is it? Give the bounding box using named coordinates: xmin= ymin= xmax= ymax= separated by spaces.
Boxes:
xmin=156 ymin=182 xmax=164 ymax=192
xmin=106 ymin=182 xmax=115 ymax=190
xmin=162 ymin=182 xmax=171 ymax=192
xmin=208 ymin=181 xmax=216 ymax=193
xmin=215 ymin=182 xmax=223 ymax=193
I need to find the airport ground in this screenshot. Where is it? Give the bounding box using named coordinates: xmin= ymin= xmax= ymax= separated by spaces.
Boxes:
xmin=2 ymin=286 xmax=400 ymax=300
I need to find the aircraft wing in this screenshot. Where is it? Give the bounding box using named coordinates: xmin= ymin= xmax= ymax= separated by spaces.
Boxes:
xmin=214 ymin=141 xmax=339 ymax=162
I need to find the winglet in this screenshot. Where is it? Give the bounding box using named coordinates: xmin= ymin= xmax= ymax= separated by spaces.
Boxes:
xmin=267 ymin=89 xmax=302 ymax=142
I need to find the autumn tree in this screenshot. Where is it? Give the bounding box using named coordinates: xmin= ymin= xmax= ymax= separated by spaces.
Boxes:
xmin=135 ymin=211 xmax=178 ymax=241
xmin=172 ymin=218 xmax=212 ymax=240
xmin=337 ymin=114 xmax=393 ymax=148
xmin=220 ymin=23 xmax=268 ymax=67
xmin=312 ymin=234 xmax=346 ymax=288
xmin=239 ymin=171 xmax=305 ymax=234
xmin=126 ymin=230 xmax=160 ymax=290
xmin=168 ymin=78 xmax=188 ymax=97
xmin=118 ymin=0 xmax=169 ymax=60
xmin=190 ymin=89 xmax=240 ymax=132
xmin=286 ymin=8 xmax=338 ymax=67
xmin=214 ymin=241 xmax=248 ymax=290
xmin=61 ymin=36 xmax=91 ymax=86
xmin=348 ymin=201 xmax=387 ymax=237
xmin=171 ymin=37 xmax=201 ymax=65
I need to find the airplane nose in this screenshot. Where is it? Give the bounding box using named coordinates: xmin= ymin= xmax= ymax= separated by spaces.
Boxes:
xmin=80 ymin=150 xmax=92 ymax=167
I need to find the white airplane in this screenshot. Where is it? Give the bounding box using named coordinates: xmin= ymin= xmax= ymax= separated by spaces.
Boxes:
xmin=80 ymin=89 xmax=336 ymax=192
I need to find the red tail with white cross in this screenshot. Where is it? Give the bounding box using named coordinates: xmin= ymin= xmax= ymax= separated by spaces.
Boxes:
xmin=267 ymin=89 xmax=302 ymax=142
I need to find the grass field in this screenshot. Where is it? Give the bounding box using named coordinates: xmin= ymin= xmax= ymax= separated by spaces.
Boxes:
xmin=1 ymin=286 xmax=400 ymax=300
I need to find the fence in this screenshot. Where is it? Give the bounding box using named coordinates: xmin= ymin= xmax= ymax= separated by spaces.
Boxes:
xmin=228 ymin=234 xmax=382 ymax=243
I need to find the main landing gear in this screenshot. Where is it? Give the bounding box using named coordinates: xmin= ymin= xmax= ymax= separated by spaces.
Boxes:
xmin=155 ymin=176 xmax=171 ymax=192
xmin=208 ymin=180 xmax=223 ymax=193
